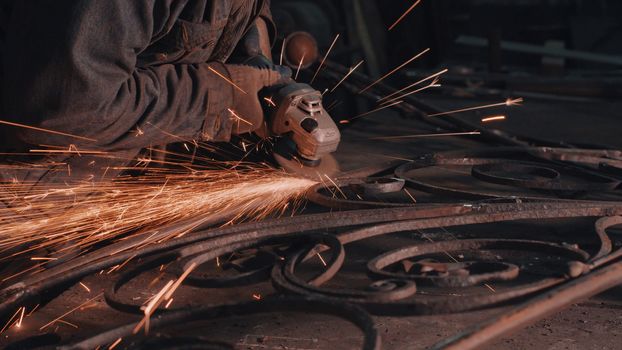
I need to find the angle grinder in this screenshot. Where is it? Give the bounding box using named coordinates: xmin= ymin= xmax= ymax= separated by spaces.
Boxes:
xmin=242 ymin=32 xmax=341 ymax=178
xmin=265 ymin=82 xmax=340 ymax=177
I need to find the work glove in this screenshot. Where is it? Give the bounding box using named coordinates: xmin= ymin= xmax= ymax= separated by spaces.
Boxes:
xmin=218 ymin=61 xmax=292 ymax=135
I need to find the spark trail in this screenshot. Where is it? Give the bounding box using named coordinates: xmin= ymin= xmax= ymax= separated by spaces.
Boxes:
xmin=0 ymin=164 xmax=316 ymax=277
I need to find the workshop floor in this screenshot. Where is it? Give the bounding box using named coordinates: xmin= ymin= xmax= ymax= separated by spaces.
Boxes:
xmin=2 ymin=94 xmax=622 ymax=349
xmin=335 ymin=94 xmax=622 ymax=350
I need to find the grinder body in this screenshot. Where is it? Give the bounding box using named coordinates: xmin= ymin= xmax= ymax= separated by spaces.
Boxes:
xmin=268 ymin=83 xmax=340 ymax=166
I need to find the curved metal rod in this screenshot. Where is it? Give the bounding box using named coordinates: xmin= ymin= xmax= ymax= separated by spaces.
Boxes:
xmin=61 ymin=296 xmax=381 ymax=350
xmin=430 ymin=259 xmax=622 ymax=350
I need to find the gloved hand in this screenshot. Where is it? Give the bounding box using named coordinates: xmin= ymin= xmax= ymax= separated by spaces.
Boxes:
xmin=221 ymin=62 xmax=292 ymax=135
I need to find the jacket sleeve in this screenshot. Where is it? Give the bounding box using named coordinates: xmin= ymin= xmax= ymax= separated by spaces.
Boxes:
xmin=258 ymin=0 xmax=276 ymax=46
xmin=1 ymin=0 xmax=235 ymax=150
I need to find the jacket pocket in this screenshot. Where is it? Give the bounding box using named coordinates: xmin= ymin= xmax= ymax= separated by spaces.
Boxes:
xmin=139 ymin=18 xmax=227 ymax=66
xmin=172 ymin=18 xmax=227 ymax=51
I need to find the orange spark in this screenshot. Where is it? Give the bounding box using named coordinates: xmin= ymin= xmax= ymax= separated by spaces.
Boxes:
xmin=380 ymin=77 xmax=441 ymax=106
xmin=324 ymin=174 xmax=348 ymax=200
xmin=317 ymin=253 xmax=327 ymax=266
xmin=263 ymin=97 xmax=276 ymax=107
xmin=79 ymin=282 xmax=91 ymax=293
xmin=30 ymin=257 xmax=58 ymax=261
xmin=370 ymin=131 xmax=481 ymax=140
xmin=359 ymin=47 xmax=430 ymax=94
xmin=56 ymin=319 xmax=79 ymax=329
xmin=16 ymin=307 xmax=25 ymax=328
xmin=208 ymin=66 xmax=247 ymax=94
xmin=481 ymin=115 xmax=506 ymax=123
xmin=134 ymin=126 xmax=144 ymax=137
xmin=227 ymin=109 xmax=253 ymax=126
xmin=252 ymin=294 xmax=262 ymax=300
xmin=163 ymin=262 xmax=197 ymax=300
xmin=29 ymin=149 xmax=107 ymax=155
xmin=279 ymin=39 xmax=286 ymax=66
xmin=1 ymin=307 xmax=23 ymax=333
xmin=109 ymin=338 xmax=123 ymax=350
xmin=311 ymin=34 xmax=340 ymax=84
xmin=379 ymin=68 xmax=448 ymax=102
xmin=0 ymin=119 xmax=96 ymax=142
xmin=428 ymin=98 xmax=524 ymax=117
xmin=359 ymin=48 xmax=430 ymax=93
xmin=330 ymin=60 xmax=365 ymax=93
xmin=404 ymin=188 xmax=417 ymax=203
xmin=27 ymin=304 xmax=40 ymax=316
xmin=340 ymin=100 xmax=403 ymax=124
xmin=388 ymin=0 xmax=422 ymax=31
xmin=40 ymin=293 xmax=102 ymax=331
xmin=135 ymin=280 xmax=175 ymax=335
xmin=295 ymin=52 xmax=307 ymax=80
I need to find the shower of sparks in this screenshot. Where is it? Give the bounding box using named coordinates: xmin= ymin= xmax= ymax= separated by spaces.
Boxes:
xmin=339 ymin=100 xmax=403 ymax=124
xmin=378 ymin=68 xmax=448 ymax=102
xmin=0 ymin=164 xmax=316 ymax=273
xmin=310 ymin=34 xmax=340 ymax=84
xmin=208 ymin=66 xmax=247 ymax=94
xmin=388 ymin=0 xmax=422 ymax=31
xmin=295 ymin=52 xmax=307 ymax=80
xmin=369 ymin=131 xmax=481 ymax=140
xmin=359 ymin=48 xmax=430 ymax=94
xmin=428 ymin=98 xmax=524 ymax=117
xmin=0 ymin=119 xmax=97 ymax=142
xmin=330 ymin=60 xmax=365 ymax=93
xmin=481 ymin=115 xmax=507 ymax=123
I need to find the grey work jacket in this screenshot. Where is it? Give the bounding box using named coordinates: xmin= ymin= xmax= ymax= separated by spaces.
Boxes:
xmin=1 ymin=0 xmax=273 ymax=148
xmin=0 ymin=0 xmax=273 ymax=184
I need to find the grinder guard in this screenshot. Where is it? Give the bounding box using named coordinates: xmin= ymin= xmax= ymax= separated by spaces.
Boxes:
xmin=266 ymin=83 xmax=340 ymax=166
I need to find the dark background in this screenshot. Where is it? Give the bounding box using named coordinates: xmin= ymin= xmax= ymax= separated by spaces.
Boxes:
xmin=273 ymin=0 xmax=622 ymax=72
xmin=272 ymin=0 xmax=622 ymax=149
xmin=272 ymin=0 xmax=622 ymax=101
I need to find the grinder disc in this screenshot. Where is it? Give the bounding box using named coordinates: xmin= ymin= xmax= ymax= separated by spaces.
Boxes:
xmin=274 ymin=153 xmax=340 ymax=180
